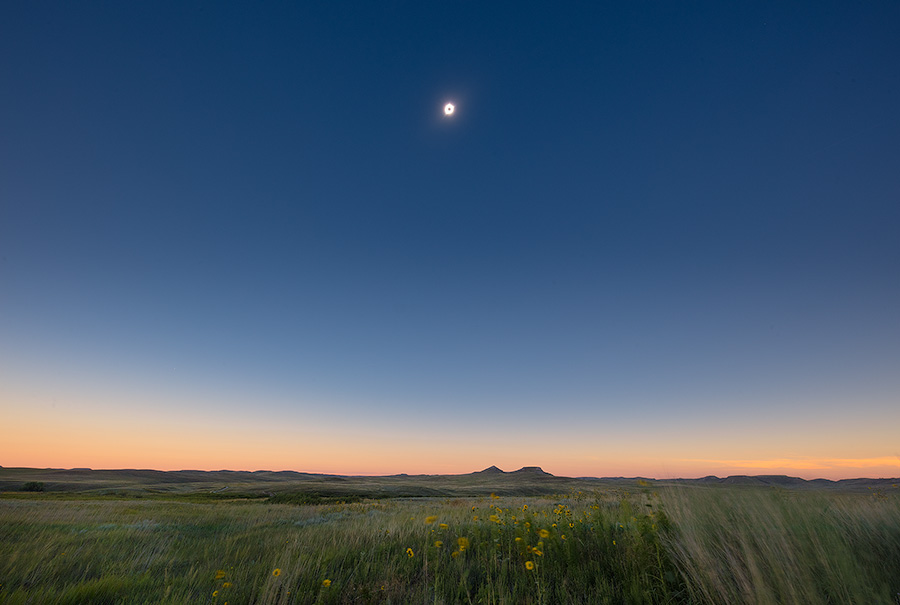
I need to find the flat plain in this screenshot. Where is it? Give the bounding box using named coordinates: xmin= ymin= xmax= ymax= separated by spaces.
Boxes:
xmin=1 ymin=467 xmax=898 ymax=604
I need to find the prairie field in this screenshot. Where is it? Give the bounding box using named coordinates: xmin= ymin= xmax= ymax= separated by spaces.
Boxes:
xmin=1 ymin=480 xmax=899 ymax=604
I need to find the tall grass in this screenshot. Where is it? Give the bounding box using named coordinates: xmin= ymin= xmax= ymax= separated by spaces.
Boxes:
xmin=0 ymin=491 xmax=679 ymax=604
xmin=660 ymin=486 xmax=900 ymax=605
xmin=1 ymin=486 xmax=898 ymax=604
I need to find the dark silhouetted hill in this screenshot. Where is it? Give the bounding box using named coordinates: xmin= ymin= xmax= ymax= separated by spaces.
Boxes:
xmin=475 ymin=466 xmax=506 ymax=475
xmin=1 ymin=467 xmax=896 ymax=497
xmin=510 ymin=466 xmax=552 ymax=476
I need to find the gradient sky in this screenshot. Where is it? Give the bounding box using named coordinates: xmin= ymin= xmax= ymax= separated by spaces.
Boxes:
xmin=2 ymin=1 xmax=899 ymax=480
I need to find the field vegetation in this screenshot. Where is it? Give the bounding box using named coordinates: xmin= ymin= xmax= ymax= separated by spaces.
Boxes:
xmin=1 ymin=470 xmax=899 ymax=604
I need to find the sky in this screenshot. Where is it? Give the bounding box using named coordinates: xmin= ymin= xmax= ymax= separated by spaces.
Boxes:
xmin=1 ymin=1 xmax=898 ymax=480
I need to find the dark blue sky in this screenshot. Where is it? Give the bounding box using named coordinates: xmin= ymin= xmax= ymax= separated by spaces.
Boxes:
xmin=2 ymin=1 xmax=898 ymax=476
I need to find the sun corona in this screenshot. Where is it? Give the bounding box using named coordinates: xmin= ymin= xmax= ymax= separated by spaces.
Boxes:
xmin=444 ymin=102 xmax=455 ymax=116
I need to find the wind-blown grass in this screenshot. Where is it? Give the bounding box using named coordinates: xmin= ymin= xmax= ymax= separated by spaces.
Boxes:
xmin=1 ymin=486 xmax=898 ymax=604
xmin=660 ymin=486 xmax=900 ymax=605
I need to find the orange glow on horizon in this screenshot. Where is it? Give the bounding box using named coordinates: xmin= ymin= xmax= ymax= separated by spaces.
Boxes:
xmin=5 ymin=440 xmax=899 ymax=481
xmin=3 ymin=385 xmax=898 ymax=481
xmin=674 ymin=456 xmax=900 ymax=479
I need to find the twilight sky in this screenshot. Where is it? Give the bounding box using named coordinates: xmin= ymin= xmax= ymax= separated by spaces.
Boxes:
xmin=2 ymin=1 xmax=899 ymax=479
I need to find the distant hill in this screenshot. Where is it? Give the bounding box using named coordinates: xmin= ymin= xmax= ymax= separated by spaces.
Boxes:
xmin=510 ymin=466 xmax=552 ymax=476
xmin=0 ymin=466 xmax=896 ymax=498
xmin=474 ymin=466 xmax=505 ymax=475
xmin=665 ymin=474 xmax=900 ymax=490
xmin=473 ymin=466 xmax=552 ymax=476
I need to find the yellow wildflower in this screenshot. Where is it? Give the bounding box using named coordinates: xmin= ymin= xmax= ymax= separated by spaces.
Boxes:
xmin=272 ymin=569 xmax=281 ymax=577
xmin=223 ymin=582 xmax=232 ymax=588
xmin=215 ymin=570 xmax=226 ymax=580
xmin=213 ymin=590 xmax=219 ymax=597
xmin=322 ymin=579 xmax=331 ymax=587
xmin=489 ymin=515 xmax=500 ymax=523
xmin=539 ymin=529 xmax=550 ymax=538
xmin=457 ymin=537 xmax=469 ymax=551
xmin=561 ymin=534 xmax=566 ymax=540
xmin=406 ymin=547 xmax=414 ymax=558
xmin=533 ymin=549 xmax=543 ymax=556
xmin=491 ymin=492 xmax=500 ymax=499
xmin=515 ymin=537 xmax=523 ymax=543
xmin=451 ymin=550 xmax=460 ymax=558
xmin=439 ymin=523 xmax=449 ymax=530
xmin=434 ymin=540 xmax=443 ymax=548
xmin=525 ymin=561 xmax=535 ymax=570
xmin=522 ymin=504 xmax=528 ymax=511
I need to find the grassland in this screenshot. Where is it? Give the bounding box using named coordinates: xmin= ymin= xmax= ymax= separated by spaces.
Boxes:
xmin=1 ymin=469 xmax=899 ymax=604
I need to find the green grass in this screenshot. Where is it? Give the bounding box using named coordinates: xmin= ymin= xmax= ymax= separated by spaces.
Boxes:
xmin=1 ymin=487 xmax=898 ymax=604
xmin=661 ymin=486 xmax=900 ymax=604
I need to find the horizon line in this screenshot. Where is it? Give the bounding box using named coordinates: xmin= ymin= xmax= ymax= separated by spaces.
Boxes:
xmin=3 ymin=465 xmax=899 ymax=483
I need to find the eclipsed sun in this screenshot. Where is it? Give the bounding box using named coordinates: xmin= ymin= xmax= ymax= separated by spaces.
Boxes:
xmin=444 ymin=102 xmax=455 ymax=116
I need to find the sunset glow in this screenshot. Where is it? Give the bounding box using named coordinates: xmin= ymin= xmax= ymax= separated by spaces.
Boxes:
xmin=2 ymin=2 xmax=898 ymax=482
